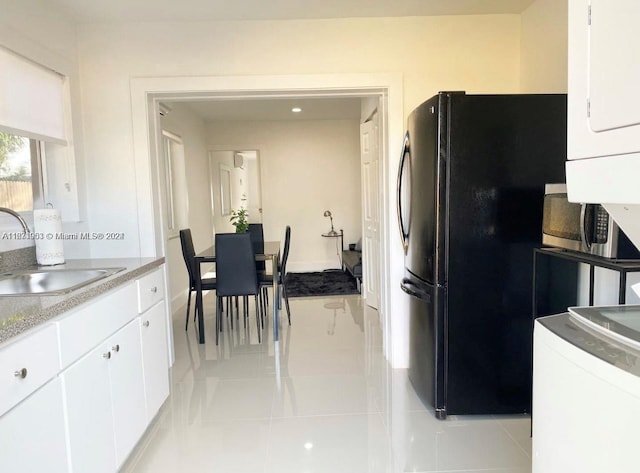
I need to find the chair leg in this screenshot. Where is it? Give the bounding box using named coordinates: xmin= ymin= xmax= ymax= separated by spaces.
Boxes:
xmin=220 ymin=297 xmax=224 ymax=333
xmin=283 ymin=282 xmax=291 ymax=325
xmin=259 ymin=291 xmax=265 ymax=329
xmin=185 ymin=290 xmax=193 ymax=331
xmin=255 ymin=296 xmax=261 ymax=343
xmin=215 ymin=296 xmax=220 ymax=345
xmin=242 ymin=296 xmax=247 ymax=328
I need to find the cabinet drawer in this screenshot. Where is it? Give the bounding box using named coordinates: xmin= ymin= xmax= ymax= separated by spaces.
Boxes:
xmin=0 ymin=324 xmax=60 ymax=416
xmin=56 ymin=282 xmax=137 ymax=369
xmin=137 ymin=268 xmax=164 ymax=314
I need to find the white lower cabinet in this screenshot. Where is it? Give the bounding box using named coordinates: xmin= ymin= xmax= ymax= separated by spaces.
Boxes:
xmin=0 ymin=265 xmax=170 ymax=473
xmin=0 ymin=377 xmax=69 ymax=473
xmin=140 ymin=301 xmax=169 ymax=422
xmin=62 ymin=318 xmax=146 ymax=472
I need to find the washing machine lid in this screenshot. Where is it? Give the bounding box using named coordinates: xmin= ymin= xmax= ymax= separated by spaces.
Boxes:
xmin=569 ymin=305 xmax=640 ymax=351
xmin=538 ymin=312 xmax=640 ymax=378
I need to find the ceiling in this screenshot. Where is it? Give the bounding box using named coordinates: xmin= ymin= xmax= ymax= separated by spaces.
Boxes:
xmin=47 ymin=0 xmax=536 ymax=23
xmin=177 ymin=97 xmax=362 ymax=122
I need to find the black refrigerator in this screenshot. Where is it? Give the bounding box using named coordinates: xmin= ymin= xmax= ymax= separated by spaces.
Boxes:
xmin=397 ymin=92 xmax=567 ymax=419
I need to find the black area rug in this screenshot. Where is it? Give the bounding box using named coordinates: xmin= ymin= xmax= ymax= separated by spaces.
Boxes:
xmin=285 ymin=270 xmax=359 ymax=297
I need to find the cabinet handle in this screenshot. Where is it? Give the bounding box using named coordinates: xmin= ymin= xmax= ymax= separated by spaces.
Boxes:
xmin=14 ymin=368 xmax=27 ymax=379
xmin=150 ymin=286 xmax=158 ymax=293
xmin=112 ymin=344 xmax=120 ymax=353
xmin=143 ymin=320 xmax=150 ymax=327
xmin=103 ymin=352 xmax=111 ymax=359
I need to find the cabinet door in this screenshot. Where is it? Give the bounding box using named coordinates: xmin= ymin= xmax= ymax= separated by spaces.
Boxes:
xmin=62 ymin=343 xmax=117 ymax=473
xmin=140 ymin=301 xmax=170 ymax=422
xmin=108 ymin=319 xmax=147 ymax=467
xmin=0 ymin=378 xmax=69 ymax=473
xmin=568 ymin=0 xmax=640 ymax=160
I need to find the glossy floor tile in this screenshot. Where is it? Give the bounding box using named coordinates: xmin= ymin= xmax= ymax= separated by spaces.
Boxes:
xmin=123 ymin=293 xmax=532 ymax=473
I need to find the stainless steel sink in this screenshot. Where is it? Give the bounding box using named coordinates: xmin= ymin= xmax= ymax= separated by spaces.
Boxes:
xmin=0 ymin=267 xmax=126 ymax=296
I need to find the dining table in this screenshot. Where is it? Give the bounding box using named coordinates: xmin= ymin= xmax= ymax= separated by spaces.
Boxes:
xmin=193 ymin=240 xmax=281 ymax=344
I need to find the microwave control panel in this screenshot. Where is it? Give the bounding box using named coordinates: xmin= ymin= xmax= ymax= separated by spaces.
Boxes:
xmin=594 ymin=207 xmax=610 ymax=243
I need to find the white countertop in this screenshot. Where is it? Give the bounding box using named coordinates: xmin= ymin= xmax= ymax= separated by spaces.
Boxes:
xmin=0 ymin=257 xmax=164 ymax=345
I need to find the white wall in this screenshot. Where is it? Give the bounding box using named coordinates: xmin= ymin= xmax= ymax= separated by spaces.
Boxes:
xmin=159 ymin=103 xmax=212 ymax=312
xmin=520 ymin=0 xmax=568 ymax=93
xmin=207 ymin=118 xmax=362 ymax=272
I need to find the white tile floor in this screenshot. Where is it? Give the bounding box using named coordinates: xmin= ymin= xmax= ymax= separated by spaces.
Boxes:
xmin=123 ymin=294 xmax=532 ymax=473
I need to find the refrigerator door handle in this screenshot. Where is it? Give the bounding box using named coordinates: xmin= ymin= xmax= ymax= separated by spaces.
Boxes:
xmin=397 ymin=132 xmax=411 ymax=254
xmin=400 ymin=278 xmax=432 ymax=302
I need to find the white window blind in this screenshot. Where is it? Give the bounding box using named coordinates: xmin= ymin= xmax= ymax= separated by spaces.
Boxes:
xmin=0 ymin=46 xmax=66 ymax=143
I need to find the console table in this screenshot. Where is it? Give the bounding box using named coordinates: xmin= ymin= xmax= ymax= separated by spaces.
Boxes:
xmin=532 ymin=247 xmax=640 ymax=317
xmin=322 ymin=229 xmax=344 ymax=269
xmin=321 ymin=229 xmax=344 ymax=251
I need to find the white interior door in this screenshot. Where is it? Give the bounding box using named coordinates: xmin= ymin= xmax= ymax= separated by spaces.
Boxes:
xmin=361 ymin=113 xmax=381 ymax=309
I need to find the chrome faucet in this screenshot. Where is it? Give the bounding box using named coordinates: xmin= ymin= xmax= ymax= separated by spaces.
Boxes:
xmin=0 ymin=207 xmax=31 ymax=234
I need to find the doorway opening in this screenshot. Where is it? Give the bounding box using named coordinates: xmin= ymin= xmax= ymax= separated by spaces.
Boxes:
xmin=131 ymin=73 xmax=404 ymax=366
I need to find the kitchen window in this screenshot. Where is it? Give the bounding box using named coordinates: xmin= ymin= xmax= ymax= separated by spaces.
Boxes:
xmin=0 ymin=132 xmax=45 ymax=212
xmin=0 ymin=44 xmax=79 ymax=233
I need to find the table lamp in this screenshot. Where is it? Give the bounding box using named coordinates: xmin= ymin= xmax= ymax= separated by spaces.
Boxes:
xmin=323 ymin=210 xmax=338 ymax=236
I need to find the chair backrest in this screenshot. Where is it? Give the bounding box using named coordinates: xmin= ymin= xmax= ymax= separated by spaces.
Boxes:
xmin=215 ymin=232 xmax=259 ymax=297
xmin=247 ymin=223 xmax=265 ymax=272
xmin=280 ymin=226 xmax=291 ymax=278
xmin=179 ymin=229 xmax=196 ymax=289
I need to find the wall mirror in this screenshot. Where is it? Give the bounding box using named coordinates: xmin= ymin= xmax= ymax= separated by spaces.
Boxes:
xmin=219 ymin=163 xmax=232 ymax=216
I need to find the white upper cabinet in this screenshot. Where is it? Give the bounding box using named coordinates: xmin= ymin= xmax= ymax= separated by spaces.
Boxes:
xmin=568 ymin=0 xmax=640 ymax=160
xmin=566 ymin=0 xmax=640 ymax=206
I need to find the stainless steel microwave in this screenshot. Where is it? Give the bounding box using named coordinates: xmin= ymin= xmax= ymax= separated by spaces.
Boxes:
xmin=542 ymin=183 xmax=640 ymax=259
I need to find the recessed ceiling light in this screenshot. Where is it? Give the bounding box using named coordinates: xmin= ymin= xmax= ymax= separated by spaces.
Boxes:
xmin=291 ymin=107 xmax=302 ymax=113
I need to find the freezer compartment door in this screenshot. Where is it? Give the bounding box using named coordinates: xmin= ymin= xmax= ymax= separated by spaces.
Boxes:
xmin=401 ymin=277 xmax=446 ymax=417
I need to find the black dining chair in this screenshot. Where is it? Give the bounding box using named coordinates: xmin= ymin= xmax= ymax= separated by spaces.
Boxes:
xmin=180 ymin=229 xmax=217 ymax=331
xmin=248 ymin=223 xmax=265 ymax=272
xmin=260 ymin=225 xmax=291 ymax=325
xmin=215 ymin=232 xmax=263 ymax=344
xmin=248 ymin=223 xmax=270 ymax=307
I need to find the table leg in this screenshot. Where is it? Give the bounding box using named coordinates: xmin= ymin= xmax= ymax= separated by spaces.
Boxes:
xmin=589 ymin=265 xmax=595 ymax=306
xmin=195 ymin=261 xmax=205 ymax=344
xmin=272 ymin=255 xmax=279 ymax=342
xmin=620 ymin=271 xmax=628 ymax=304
